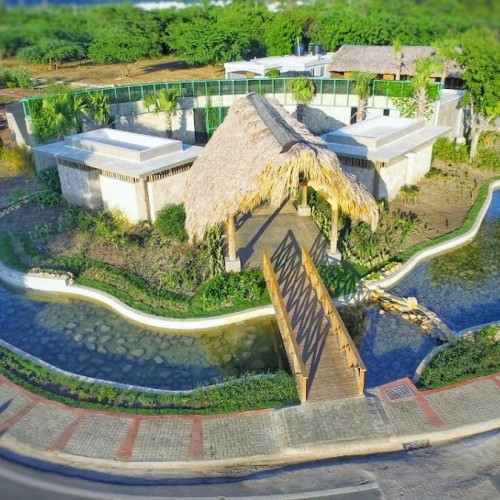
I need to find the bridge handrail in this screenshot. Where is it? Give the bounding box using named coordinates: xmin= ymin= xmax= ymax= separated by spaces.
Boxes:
xmin=301 ymin=247 xmax=366 ymax=395
xmin=263 ymin=251 xmax=309 ymax=403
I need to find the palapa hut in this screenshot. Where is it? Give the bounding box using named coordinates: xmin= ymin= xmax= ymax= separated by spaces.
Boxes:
xmin=184 ymin=93 xmax=378 ymax=271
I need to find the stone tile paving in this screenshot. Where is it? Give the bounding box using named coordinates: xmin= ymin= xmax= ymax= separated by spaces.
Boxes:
xmin=0 ymin=383 xmax=32 ymax=427
xmin=203 ymin=413 xmax=280 ymax=460
xmin=5 ymin=403 xmax=77 ymax=449
xmin=425 ymin=380 xmax=500 ymax=428
xmin=131 ymin=418 xmax=192 ymax=462
xmin=63 ymin=414 xmax=132 ymax=459
xmin=281 ymin=397 xmax=389 ymax=448
xmin=379 ymin=399 xmax=436 ymax=436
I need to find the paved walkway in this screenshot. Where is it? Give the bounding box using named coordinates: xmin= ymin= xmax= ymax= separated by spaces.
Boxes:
xmin=0 ymin=373 xmax=499 ymax=476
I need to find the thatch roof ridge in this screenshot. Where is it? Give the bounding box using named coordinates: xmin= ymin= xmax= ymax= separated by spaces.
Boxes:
xmin=328 ymin=44 xmax=462 ymax=77
xmin=184 ymin=93 xmax=378 ymax=242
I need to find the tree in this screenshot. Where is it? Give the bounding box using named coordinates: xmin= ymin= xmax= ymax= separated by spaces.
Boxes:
xmin=288 ymin=77 xmax=316 ymax=123
xmin=352 ymin=71 xmax=376 ymax=123
xmin=432 ymin=38 xmax=458 ymax=85
xmin=167 ymin=17 xmax=251 ymax=66
xmin=458 ymin=29 xmax=500 ymax=160
xmin=264 ymin=13 xmax=304 ymax=56
xmin=411 ymin=57 xmax=441 ymax=119
xmin=143 ymin=88 xmax=180 ymax=139
xmin=89 ymin=29 xmax=160 ymax=77
xmin=392 ymin=38 xmax=403 ymax=80
xmin=18 ymin=39 xmax=87 ymax=70
xmin=87 ymin=91 xmax=111 ymax=128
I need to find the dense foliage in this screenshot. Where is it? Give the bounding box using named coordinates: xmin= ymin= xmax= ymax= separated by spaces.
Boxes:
xmin=0 ymin=345 xmax=298 ymax=414
xmin=155 ymin=204 xmax=188 ymax=242
xmin=419 ymin=325 xmax=500 ymax=390
xmin=0 ymin=1 xmax=496 ymax=70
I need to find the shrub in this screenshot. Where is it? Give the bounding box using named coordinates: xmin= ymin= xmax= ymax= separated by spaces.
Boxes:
xmin=0 ymin=65 xmax=33 ymax=89
xmin=341 ymin=203 xmax=418 ymax=268
xmin=419 ymin=325 xmax=500 ymax=390
xmin=77 ymin=210 xmax=132 ymax=247
xmin=472 ymin=132 xmax=500 ymax=171
xmin=197 ymin=269 xmax=267 ymax=311
xmin=155 ymin=204 xmax=188 ymax=242
xmin=38 ymin=168 xmax=62 ymax=193
xmin=32 ymin=189 xmax=64 ymax=207
xmin=318 ymin=262 xmax=368 ymax=298
xmin=432 ymin=137 xmax=468 ymax=163
xmin=0 ymin=145 xmax=35 ymax=175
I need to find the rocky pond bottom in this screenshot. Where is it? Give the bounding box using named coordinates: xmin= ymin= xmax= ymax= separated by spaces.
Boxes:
xmin=340 ymin=303 xmax=439 ymax=388
xmin=0 ymin=284 xmax=287 ymax=390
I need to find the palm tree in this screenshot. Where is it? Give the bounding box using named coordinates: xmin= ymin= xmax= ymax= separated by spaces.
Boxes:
xmin=88 ymin=91 xmax=111 ymax=127
xmin=71 ymin=94 xmax=90 ymax=133
xmin=288 ymin=77 xmax=316 ymax=123
xmin=352 ymin=71 xmax=376 ymax=123
xmin=392 ymin=38 xmax=403 ymax=80
xmin=143 ymin=87 xmax=180 ymax=138
xmin=432 ymin=39 xmax=457 ymax=86
xmin=41 ymin=93 xmax=75 ymax=140
xmin=411 ymin=57 xmax=441 ymax=119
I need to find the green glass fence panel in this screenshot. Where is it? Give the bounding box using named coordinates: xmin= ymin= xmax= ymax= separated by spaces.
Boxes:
xmin=220 ymin=80 xmax=234 ymax=95
xmin=334 ymin=79 xmax=349 ymax=95
xmin=321 ymin=79 xmax=337 ymax=94
xmin=129 ymin=87 xmax=142 ymax=102
xmin=193 ymin=81 xmax=207 ymax=97
xmin=233 ymin=80 xmax=248 ymax=94
xmin=247 ymin=79 xmax=261 ymax=93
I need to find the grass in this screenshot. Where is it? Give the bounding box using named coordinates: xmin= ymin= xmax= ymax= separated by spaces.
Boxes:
xmin=0 ymin=231 xmax=30 ymax=272
xmin=418 ymin=325 xmax=500 ymax=390
xmin=397 ymin=177 xmax=500 ymax=262
xmin=0 ymin=345 xmax=298 ymax=414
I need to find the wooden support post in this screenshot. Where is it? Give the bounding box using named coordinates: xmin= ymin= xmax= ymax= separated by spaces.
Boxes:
xmin=330 ymin=206 xmax=339 ymax=254
xmin=227 ymin=215 xmax=236 ymax=261
xmin=301 ymin=183 xmax=308 ymax=207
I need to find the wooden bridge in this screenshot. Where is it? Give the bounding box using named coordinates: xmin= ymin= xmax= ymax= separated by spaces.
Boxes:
xmin=263 ymin=247 xmax=366 ymax=403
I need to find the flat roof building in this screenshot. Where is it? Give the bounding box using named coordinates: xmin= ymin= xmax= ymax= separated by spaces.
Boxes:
xmin=224 ymin=53 xmax=334 ymax=79
xmin=33 ymin=129 xmax=202 ymax=222
xmin=322 ymin=116 xmax=451 ymax=200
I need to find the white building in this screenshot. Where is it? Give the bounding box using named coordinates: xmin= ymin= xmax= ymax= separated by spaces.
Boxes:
xmin=33 ymin=129 xmax=202 ymax=223
xmin=224 ymin=53 xmax=334 ymax=79
xmin=322 ymin=116 xmax=451 ymax=200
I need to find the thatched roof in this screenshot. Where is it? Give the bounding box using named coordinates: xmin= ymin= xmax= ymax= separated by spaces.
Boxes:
xmin=184 ymin=93 xmax=378 ymax=242
xmin=328 ymin=45 xmax=462 ymax=78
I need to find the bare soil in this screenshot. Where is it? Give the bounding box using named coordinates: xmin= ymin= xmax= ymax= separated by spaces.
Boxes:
xmin=2 ymin=56 xmax=225 ymax=90
xmin=389 ymin=160 xmax=495 ymax=251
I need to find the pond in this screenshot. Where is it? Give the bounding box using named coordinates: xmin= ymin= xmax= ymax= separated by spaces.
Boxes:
xmin=0 ymin=284 xmax=286 ymax=390
xmin=0 ymin=190 xmax=498 ymax=391
xmin=391 ymin=191 xmax=500 ymax=332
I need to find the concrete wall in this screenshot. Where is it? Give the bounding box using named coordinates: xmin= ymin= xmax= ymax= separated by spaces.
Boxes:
xmin=406 ymin=145 xmax=433 ymax=185
xmin=341 ymin=164 xmax=376 ymax=197
xmin=33 ymin=150 xmax=58 ymax=173
xmin=99 ymin=176 xmax=148 ymax=222
xmin=437 ymin=91 xmax=464 ymax=139
xmin=6 ymin=102 xmax=31 ymax=147
xmin=147 ymin=170 xmax=190 ymax=223
xmin=58 ymin=165 xmax=103 ymax=210
xmin=379 ymin=157 xmax=408 ymax=200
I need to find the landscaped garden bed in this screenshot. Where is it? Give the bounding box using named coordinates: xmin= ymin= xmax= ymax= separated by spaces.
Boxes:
xmin=418 ymin=325 xmax=500 ymax=390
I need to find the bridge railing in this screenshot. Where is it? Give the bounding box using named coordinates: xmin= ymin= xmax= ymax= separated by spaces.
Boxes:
xmin=301 ymin=247 xmax=366 ymax=395
xmin=263 ymin=251 xmax=309 ymax=403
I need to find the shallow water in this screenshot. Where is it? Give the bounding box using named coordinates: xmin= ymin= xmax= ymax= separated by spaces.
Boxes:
xmin=391 ymin=191 xmax=500 ymax=332
xmin=339 ymin=303 xmax=439 ymax=388
xmin=0 ymin=285 xmax=286 ymax=390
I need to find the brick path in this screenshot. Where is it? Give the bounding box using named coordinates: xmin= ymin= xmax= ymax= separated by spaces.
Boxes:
xmin=0 ymin=373 xmax=499 ymax=472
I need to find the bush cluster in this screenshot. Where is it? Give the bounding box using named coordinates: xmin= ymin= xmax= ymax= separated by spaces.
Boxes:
xmin=0 ymin=345 xmax=298 ymax=414
xmin=419 ymin=325 xmax=500 ymax=390
xmin=0 ymin=65 xmax=33 ymax=89
xmin=196 ymin=269 xmax=268 ymax=311
xmin=432 ymin=137 xmax=468 ymax=163
xmin=155 ymin=204 xmax=188 ymax=242
xmin=0 ymin=145 xmax=35 ymax=175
